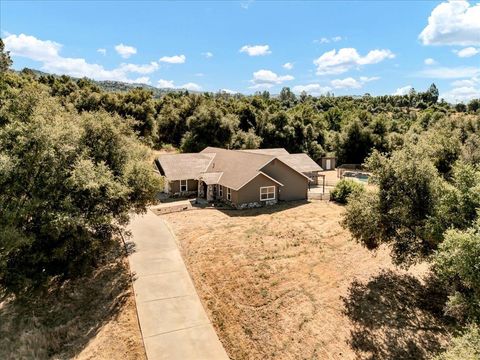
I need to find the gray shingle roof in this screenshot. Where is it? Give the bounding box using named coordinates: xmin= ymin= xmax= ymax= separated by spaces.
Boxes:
xmin=201 ymin=147 xmax=274 ymax=190
xmin=156 ymin=153 xmax=214 ymax=180
xmin=278 ymin=153 xmax=323 ymax=173
xmin=241 ymin=148 xmax=289 ymax=156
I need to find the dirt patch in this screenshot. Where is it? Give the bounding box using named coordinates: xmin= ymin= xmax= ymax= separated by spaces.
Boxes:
xmin=0 ymin=242 xmax=145 ymax=360
xmin=164 ymin=200 xmax=452 ymax=360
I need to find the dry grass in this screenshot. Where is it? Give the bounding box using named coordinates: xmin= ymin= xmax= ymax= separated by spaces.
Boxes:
xmin=0 ymin=242 xmax=145 ymax=360
xmin=164 ymin=200 xmax=452 ymax=360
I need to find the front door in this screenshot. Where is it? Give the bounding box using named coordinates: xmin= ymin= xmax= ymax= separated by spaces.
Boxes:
xmin=326 ymin=159 xmax=331 ymax=170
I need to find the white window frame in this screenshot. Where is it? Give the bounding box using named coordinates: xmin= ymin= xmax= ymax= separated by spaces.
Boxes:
xmin=226 ymin=187 xmax=231 ymax=201
xmin=180 ymin=179 xmax=188 ymax=192
xmin=260 ymin=186 xmax=275 ymax=201
xmin=219 ymin=185 xmax=223 ymax=197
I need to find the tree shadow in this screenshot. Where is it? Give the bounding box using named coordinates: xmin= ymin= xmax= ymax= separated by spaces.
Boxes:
xmin=0 ymin=240 xmax=133 ymax=359
xmin=342 ymin=270 xmax=455 ymax=360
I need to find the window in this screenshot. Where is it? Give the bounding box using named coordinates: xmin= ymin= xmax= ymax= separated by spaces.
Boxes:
xmin=260 ymin=186 xmax=275 ymax=201
xmin=219 ymin=185 xmax=223 ymax=197
xmin=180 ymin=179 xmax=187 ymax=192
xmin=227 ymin=187 xmax=231 ymax=201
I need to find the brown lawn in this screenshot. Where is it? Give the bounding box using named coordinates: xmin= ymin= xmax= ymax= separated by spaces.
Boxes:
xmin=164 ymin=200 xmax=452 ymax=360
xmin=0 ymin=244 xmax=146 ymax=360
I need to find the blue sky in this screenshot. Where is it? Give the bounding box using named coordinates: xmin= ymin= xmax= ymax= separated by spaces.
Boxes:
xmin=1 ymin=1 xmax=479 ymax=102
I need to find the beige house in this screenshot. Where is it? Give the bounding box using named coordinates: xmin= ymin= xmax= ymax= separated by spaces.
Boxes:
xmin=155 ymin=147 xmax=323 ymax=209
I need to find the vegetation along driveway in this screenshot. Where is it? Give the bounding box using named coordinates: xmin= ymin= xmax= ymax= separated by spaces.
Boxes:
xmin=127 ymin=210 xmax=228 ymax=360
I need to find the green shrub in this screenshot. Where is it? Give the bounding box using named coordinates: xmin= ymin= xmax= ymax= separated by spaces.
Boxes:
xmin=330 ymin=179 xmax=364 ymax=204
xmin=434 ymin=324 xmax=480 ymax=360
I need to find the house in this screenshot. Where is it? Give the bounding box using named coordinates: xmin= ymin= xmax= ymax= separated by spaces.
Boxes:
xmin=155 ymin=147 xmax=323 ymax=209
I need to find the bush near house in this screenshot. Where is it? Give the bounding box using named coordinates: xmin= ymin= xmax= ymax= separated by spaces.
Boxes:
xmin=330 ymin=179 xmax=364 ymax=204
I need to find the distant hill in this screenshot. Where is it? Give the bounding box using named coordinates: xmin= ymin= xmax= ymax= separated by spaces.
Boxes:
xmin=15 ymin=68 xmax=201 ymax=97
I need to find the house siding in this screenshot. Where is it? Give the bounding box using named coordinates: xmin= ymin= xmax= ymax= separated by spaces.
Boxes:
xmin=168 ymin=179 xmax=198 ymax=195
xmin=235 ymin=174 xmax=279 ymax=206
xmin=261 ymin=159 xmax=308 ymax=201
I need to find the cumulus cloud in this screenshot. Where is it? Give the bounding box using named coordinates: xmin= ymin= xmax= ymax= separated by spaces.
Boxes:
xmin=181 ymin=82 xmax=202 ymax=91
xmin=115 ymin=43 xmax=137 ymax=58
xmin=330 ymin=76 xmax=379 ymax=89
xmin=292 ymin=84 xmax=332 ymax=96
xmin=202 ymin=51 xmax=213 ymax=58
xmin=282 ymin=62 xmax=294 ymax=70
xmin=455 ymin=46 xmax=479 ymax=57
xmin=157 ymin=79 xmax=175 ymax=88
xmin=97 ymin=48 xmax=107 ymax=56
xmin=159 ymin=54 xmax=186 ymax=64
xmin=4 ymin=33 xmax=61 ymax=62
xmin=424 ymin=57 xmax=437 ymax=65
xmin=417 ymin=66 xmax=480 ymax=79
xmin=240 ymin=44 xmax=271 ymax=56
xmin=441 ymin=86 xmax=480 ymax=103
xmin=219 ymin=88 xmax=237 ymax=94
xmin=4 ymin=33 xmax=159 ymax=83
xmin=119 ymin=62 xmax=159 ymax=74
xmin=132 ymin=77 xmax=151 ymax=85
xmin=331 ymin=77 xmax=361 ymax=89
xmin=393 ymin=85 xmax=413 ymax=96
xmin=419 ymin=0 xmax=480 ymax=46
xmin=156 ymin=79 xmax=201 ymax=91
xmin=249 ymin=69 xmax=294 ymax=88
xmin=313 ymin=48 xmax=395 ymax=75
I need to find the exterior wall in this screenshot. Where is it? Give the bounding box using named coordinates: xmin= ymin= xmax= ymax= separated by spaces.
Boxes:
xmin=261 ymin=159 xmax=308 ymax=201
xmin=234 ymin=174 xmax=279 ymax=208
xmin=321 ymin=157 xmax=336 ymax=170
xmin=168 ymin=179 xmax=198 ymax=197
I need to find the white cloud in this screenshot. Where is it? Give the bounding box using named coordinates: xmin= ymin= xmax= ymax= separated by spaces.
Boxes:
xmin=282 ymin=62 xmax=294 ymax=70
xmin=452 ymin=77 xmax=479 ymax=87
xmin=157 ymin=79 xmax=175 ymax=88
xmin=219 ymin=89 xmax=237 ymax=94
xmin=97 ymin=48 xmax=106 ymax=56
xmin=424 ymin=57 xmax=437 ymax=65
xmin=441 ymin=86 xmax=480 ymax=103
xmin=132 ymin=77 xmax=151 ymax=85
xmin=4 ymin=33 xmax=159 ymax=83
xmin=314 ymin=36 xmax=342 ymax=44
xmin=240 ymin=44 xmax=271 ymax=56
xmin=119 ymin=62 xmax=159 ymax=74
xmin=417 ymin=66 xmax=480 ymax=79
xmin=313 ymin=48 xmax=395 ymax=75
xmin=202 ymin=51 xmax=213 ymax=58
xmin=331 ymin=77 xmax=362 ymax=89
xmin=250 ymin=69 xmax=294 ymax=88
xmin=181 ymin=82 xmax=202 ymax=91
xmin=292 ymin=84 xmax=332 ymax=96
xmin=240 ymin=0 xmax=254 ymax=9
xmin=419 ymin=0 xmax=480 ymax=46
xmin=156 ymin=79 xmax=201 ymax=91
xmin=455 ymin=46 xmax=479 ymax=57
xmin=4 ymin=33 xmax=61 ymax=62
xmin=159 ymin=54 xmax=186 ymax=64
xmin=359 ymin=76 xmax=380 ymax=82
xmin=393 ymin=85 xmax=413 ymax=96
xmin=195 ymin=73 xmax=205 ymax=77
xmin=330 ymin=76 xmax=378 ymax=89
xmin=115 ymin=43 xmax=137 ymax=58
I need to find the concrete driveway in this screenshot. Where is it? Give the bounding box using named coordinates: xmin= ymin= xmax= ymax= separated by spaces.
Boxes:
xmin=128 ymin=210 xmax=229 ymax=360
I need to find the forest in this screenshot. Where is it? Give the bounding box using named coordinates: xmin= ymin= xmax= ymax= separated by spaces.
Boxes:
xmin=1 ymin=38 xmax=479 ymax=358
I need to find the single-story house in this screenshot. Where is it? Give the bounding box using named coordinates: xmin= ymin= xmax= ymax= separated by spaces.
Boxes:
xmin=155 ymin=147 xmax=323 ymax=209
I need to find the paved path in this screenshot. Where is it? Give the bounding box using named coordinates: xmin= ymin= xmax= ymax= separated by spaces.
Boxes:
xmin=128 ymin=210 xmax=229 ymax=360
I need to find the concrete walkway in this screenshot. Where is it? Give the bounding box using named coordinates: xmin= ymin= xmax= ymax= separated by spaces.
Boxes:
xmin=128 ymin=210 xmax=229 ymax=360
